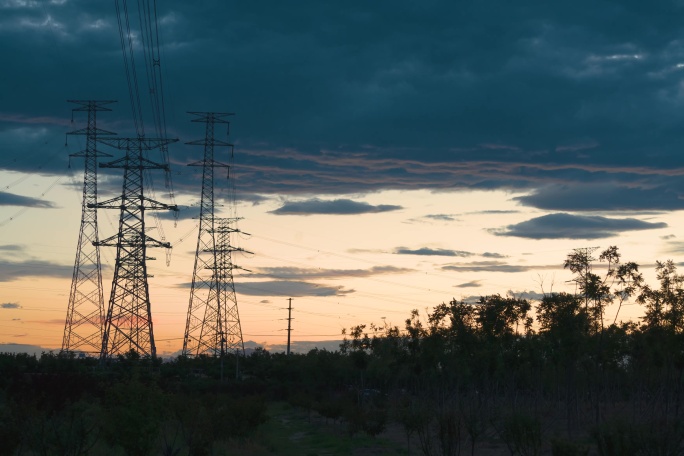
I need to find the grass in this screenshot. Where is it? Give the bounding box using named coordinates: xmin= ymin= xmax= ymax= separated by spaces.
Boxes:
xmin=231 ymin=402 xmax=408 ymax=456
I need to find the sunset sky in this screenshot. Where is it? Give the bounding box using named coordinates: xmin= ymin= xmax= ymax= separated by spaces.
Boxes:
xmin=3 ymin=1 xmax=684 ymax=355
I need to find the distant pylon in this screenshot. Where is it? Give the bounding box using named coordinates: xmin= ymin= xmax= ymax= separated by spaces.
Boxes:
xmin=61 ymin=100 xmax=116 ymax=355
xmin=95 ymin=136 xmax=178 ymax=359
xmin=215 ymin=217 xmax=246 ymax=356
xmin=182 ymin=112 xmax=250 ymax=357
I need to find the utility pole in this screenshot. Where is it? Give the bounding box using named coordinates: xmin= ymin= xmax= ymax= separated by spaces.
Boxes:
xmin=62 ymin=100 xmax=116 ymax=356
xmin=95 ymin=136 xmax=178 ymax=359
xmin=182 ymin=112 xmax=250 ymax=359
xmin=286 ymin=298 xmax=293 ymax=356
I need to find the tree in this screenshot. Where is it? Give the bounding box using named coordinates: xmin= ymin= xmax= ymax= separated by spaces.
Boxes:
xmin=638 ymin=260 xmax=684 ymax=333
xmin=564 ymin=246 xmax=640 ymax=332
xmin=474 ymin=294 xmax=531 ymax=339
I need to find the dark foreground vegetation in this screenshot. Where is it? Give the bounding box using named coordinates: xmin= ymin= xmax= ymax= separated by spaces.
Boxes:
xmin=3 ymin=247 xmax=684 ymax=455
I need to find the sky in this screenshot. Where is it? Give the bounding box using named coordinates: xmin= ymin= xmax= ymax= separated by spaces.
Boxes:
xmin=2 ymin=0 xmax=684 ymax=355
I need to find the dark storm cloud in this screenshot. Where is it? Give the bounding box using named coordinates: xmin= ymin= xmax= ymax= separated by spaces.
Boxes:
xmin=270 ymin=199 xmax=402 ymax=215
xmin=494 ymin=213 xmax=667 ymax=240
xmin=5 ymin=1 xmax=684 ymax=208
xmin=252 ymin=265 xmax=412 ymax=279
xmin=0 ymin=191 xmax=55 ymax=208
xmin=238 ymin=281 xmax=354 ymax=297
xmin=394 ymin=247 xmax=473 ymax=257
xmin=0 ymin=259 xmax=72 ymax=282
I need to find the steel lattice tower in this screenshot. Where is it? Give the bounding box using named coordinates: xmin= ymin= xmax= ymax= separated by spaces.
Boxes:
xmin=95 ymin=136 xmax=178 ymax=359
xmin=215 ymin=217 xmax=246 ymax=356
xmin=62 ymin=100 xmax=116 ymax=355
xmin=182 ymin=112 xmax=248 ymax=357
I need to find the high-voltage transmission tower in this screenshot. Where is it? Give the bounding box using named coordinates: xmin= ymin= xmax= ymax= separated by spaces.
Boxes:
xmin=62 ymin=100 xmax=116 ymax=355
xmin=182 ymin=112 xmax=249 ymax=358
xmin=95 ymin=136 xmax=178 ymax=359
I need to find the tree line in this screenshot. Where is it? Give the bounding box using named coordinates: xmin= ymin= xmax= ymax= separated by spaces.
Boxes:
xmin=2 ymin=246 xmax=684 ymax=455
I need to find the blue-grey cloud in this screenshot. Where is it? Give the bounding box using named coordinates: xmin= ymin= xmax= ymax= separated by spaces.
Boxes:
xmin=0 ymin=343 xmax=51 ymax=356
xmin=507 ymin=290 xmax=545 ymax=301
xmin=467 ymin=210 xmax=520 ymax=215
xmin=394 ymin=247 xmax=473 ymax=257
xmin=442 ymin=261 xmax=533 ymax=274
xmin=252 ymin=265 xmax=412 ymax=279
xmin=271 ymin=199 xmax=402 ymax=215
xmin=174 ymin=279 xmax=354 ymax=296
xmin=0 ymin=244 xmax=24 ymax=252
xmin=515 ymin=184 xmax=684 ymax=211
xmin=494 ymin=213 xmax=667 ymax=240
xmin=0 ymin=302 xmax=20 ymax=309
xmin=257 ymin=340 xmax=344 ymax=354
xmin=237 ymin=281 xmax=354 ymax=297
xmin=0 ymin=191 xmax=55 ymax=208
xmin=424 ymin=214 xmax=457 ymax=221
xmin=482 ymin=252 xmax=509 ymax=259
xmin=5 ymin=1 xmax=684 ymax=210
xmin=455 ymin=280 xmax=482 ymax=288
xmin=663 ymin=241 xmax=684 ymax=256
xmin=154 ymin=205 xmax=198 ymax=221
xmin=394 ymin=248 xmax=508 ymax=259
xmin=0 ymin=259 xmax=73 ymax=282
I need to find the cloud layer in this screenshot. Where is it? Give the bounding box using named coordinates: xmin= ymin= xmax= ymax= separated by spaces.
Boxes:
xmin=495 ymin=213 xmax=667 ymax=240
xmin=0 ymin=259 xmax=73 ymax=282
xmin=238 ymin=280 xmax=354 ymax=297
xmin=3 ymin=1 xmax=684 ymax=212
xmin=271 ymin=199 xmax=402 ymax=215
xmin=0 ymin=191 xmax=55 ymax=208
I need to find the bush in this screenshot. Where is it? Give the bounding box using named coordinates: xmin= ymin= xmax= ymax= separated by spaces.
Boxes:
xmin=551 ymin=437 xmax=589 ymax=456
xmin=499 ymin=413 xmax=541 ymax=456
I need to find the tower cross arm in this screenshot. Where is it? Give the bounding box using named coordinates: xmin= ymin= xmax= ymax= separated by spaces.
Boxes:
xmin=88 ymin=195 xmax=122 ymax=210
xmin=96 ymin=137 xmax=178 ymax=150
xmin=99 ymin=155 xmax=173 ymax=171
xmin=209 ymin=247 xmax=253 ymax=255
xmin=68 ymin=127 xmax=118 ymax=137
xmin=142 ymin=234 xmax=173 ymax=249
xmin=67 ymin=100 xmax=117 ymax=109
xmin=70 ymin=149 xmax=113 ymax=159
xmin=187 ymin=159 xmax=230 ymax=168
xmin=139 ymin=196 xmax=178 ymax=211
xmin=187 ymin=111 xmax=234 ymax=122
xmin=186 ymin=139 xmax=233 ymax=147
xmin=95 ymin=233 xmax=172 ymax=249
